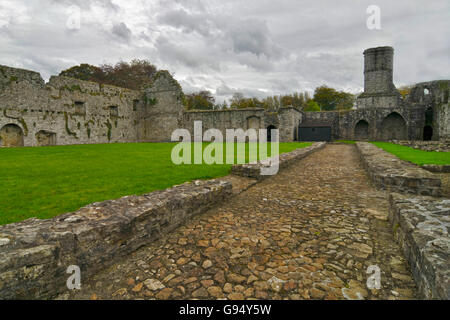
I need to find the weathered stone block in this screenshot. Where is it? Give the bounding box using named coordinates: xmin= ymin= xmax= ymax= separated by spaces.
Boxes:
xmin=356 ymin=142 xmax=442 ymax=196
xmin=389 ymin=193 xmax=450 ymax=299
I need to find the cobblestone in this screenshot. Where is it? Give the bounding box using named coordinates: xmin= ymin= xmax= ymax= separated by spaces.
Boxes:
xmin=66 ymin=144 xmax=418 ymax=300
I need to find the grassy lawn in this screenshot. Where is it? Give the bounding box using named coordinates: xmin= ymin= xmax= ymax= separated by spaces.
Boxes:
xmin=371 ymin=142 xmax=450 ymax=166
xmin=0 ymin=142 xmax=311 ymax=225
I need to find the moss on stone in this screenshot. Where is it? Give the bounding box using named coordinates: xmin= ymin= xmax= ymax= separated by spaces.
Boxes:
xmin=105 ymin=120 xmax=112 ymax=141
xmin=18 ymin=118 xmax=28 ymax=136
xmin=64 ymin=112 xmax=77 ymax=138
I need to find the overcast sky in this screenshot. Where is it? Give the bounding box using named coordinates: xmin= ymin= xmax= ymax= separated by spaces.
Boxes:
xmin=0 ymin=0 xmax=448 ymax=102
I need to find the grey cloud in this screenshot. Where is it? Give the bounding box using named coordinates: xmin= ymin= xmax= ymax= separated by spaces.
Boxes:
xmin=0 ymin=0 xmax=448 ymax=102
xmin=157 ymin=8 xmax=212 ymax=37
xmin=112 ymin=22 xmax=132 ymax=41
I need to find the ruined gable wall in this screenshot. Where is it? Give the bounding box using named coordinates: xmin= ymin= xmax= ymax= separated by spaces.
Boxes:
xmin=140 ymin=71 xmax=185 ymax=142
xmin=277 ymin=107 xmax=302 ymax=142
xmin=181 ymin=107 xmax=302 ymax=142
xmin=407 ymin=80 xmax=450 ymax=140
xmin=0 ymin=66 xmax=141 ymax=147
xmin=181 ymin=108 xmax=266 ymax=140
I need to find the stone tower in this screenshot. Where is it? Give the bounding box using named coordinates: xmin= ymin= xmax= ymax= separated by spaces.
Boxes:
xmin=357 ymin=46 xmax=400 ymax=109
xmin=363 ymin=46 xmax=396 ymax=94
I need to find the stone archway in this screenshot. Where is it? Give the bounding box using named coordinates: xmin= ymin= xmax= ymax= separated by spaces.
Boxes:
xmin=380 ymin=112 xmax=407 ymax=140
xmin=267 ymin=125 xmax=277 ymax=142
xmin=0 ymin=124 xmax=24 ymax=147
xmin=354 ymin=120 xmax=369 ymax=140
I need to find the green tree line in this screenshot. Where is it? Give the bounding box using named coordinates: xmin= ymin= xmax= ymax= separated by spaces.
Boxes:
xmin=186 ymin=86 xmax=356 ymax=112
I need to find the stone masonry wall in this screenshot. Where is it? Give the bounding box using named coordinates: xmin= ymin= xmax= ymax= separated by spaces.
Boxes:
xmin=389 ymin=193 xmax=450 ymax=299
xmin=139 ymin=71 xmax=185 ymax=142
xmin=0 ymin=65 xmax=142 ymax=147
xmin=0 ymin=179 xmax=232 ymax=299
xmin=181 ymin=107 xmax=302 ymax=143
xmin=231 ymin=142 xmax=326 ymax=180
xmin=356 ymin=142 xmax=441 ymax=196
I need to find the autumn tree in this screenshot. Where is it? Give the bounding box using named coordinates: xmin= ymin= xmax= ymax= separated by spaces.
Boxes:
xmin=185 ymin=91 xmax=216 ymax=110
xmin=398 ymin=85 xmax=413 ymax=99
xmin=59 ymin=59 xmax=158 ymax=90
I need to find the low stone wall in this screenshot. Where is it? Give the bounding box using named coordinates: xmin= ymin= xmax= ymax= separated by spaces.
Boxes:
xmin=392 ymin=140 xmax=450 ymax=153
xmin=422 ymin=164 xmax=450 ymax=173
xmin=0 ymin=179 xmax=232 ymax=299
xmin=356 ymin=142 xmax=441 ymax=196
xmin=389 ymin=193 xmax=450 ymax=299
xmin=231 ymin=142 xmax=326 ymax=180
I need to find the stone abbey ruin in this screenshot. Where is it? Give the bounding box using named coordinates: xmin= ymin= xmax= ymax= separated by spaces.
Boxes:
xmin=0 ymin=47 xmax=449 ymax=301
xmin=0 ymin=46 xmax=449 ymax=148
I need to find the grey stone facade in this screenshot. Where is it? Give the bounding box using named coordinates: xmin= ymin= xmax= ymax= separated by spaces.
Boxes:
xmin=302 ymin=47 xmax=449 ymax=142
xmin=0 ymin=66 xmax=185 ymax=147
xmin=181 ymin=107 xmax=302 ymax=142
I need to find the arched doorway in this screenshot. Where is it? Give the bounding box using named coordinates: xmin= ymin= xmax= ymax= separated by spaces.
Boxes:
xmin=423 ymin=126 xmax=433 ymax=141
xmin=380 ymin=112 xmax=407 ymax=140
xmin=354 ymin=120 xmax=369 ymax=140
xmin=267 ymin=125 xmax=277 ymax=142
xmin=0 ymin=124 xmax=24 ymax=147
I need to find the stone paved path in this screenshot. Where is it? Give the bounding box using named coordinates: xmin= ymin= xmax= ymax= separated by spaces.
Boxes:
xmin=65 ymin=144 xmax=418 ymax=300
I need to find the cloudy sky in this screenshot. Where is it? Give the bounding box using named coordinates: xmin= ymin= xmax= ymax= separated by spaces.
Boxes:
xmin=0 ymin=0 xmax=448 ymax=102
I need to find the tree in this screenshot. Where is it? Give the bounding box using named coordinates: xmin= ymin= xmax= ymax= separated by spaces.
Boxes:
xmin=59 ymin=64 xmax=104 ymax=82
xmin=313 ymin=86 xmax=340 ymax=111
xmin=398 ymin=85 xmax=413 ymax=99
xmin=336 ymin=92 xmax=355 ymax=110
xmin=313 ymin=86 xmax=355 ymax=111
xmin=304 ymin=100 xmax=321 ymax=111
xmin=185 ymin=91 xmax=216 ymax=110
xmin=59 ymin=59 xmax=158 ymax=90
xmin=230 ymin=92 xmax=245 ymax=108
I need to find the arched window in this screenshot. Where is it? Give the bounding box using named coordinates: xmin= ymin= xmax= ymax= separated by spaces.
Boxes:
xmin=380 ymin=112 xmax=407 ymax=140
xmin=354 ymin=120 xmax=369 ymax=140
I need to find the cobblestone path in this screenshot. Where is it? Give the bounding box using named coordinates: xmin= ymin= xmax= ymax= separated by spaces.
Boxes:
xmin=66 ymin=144 xmax=418 ymax=300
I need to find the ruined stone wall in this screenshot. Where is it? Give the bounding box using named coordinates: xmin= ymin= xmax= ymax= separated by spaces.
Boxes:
xmin=278 ymin=107 xmax=302 ymax=142
xmin=181 ymin=108 xmax=266 ymax=140
xmin=140 ymin=71 xmax=185 ymax=142
xmin=0 ymin=179 xmax=232 ymax=299
xmin=406 ymin=80 xmax=450 ymax=140
xmin=0 ymin=65 xmax=142 ymax=147
xmin=0 ymin=65 xmax=44 ymax=91
xmin=180 ymin=107 xmax=302 ymax=142
xmin=389 ymin=193 xmax=450 ymax=299
xmin=356 ymin=142 xmax=441 ymax=196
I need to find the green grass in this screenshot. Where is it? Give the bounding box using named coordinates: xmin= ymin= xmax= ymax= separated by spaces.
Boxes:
xmin=0 ymin=142 xmax=311 ymax=225
xmin=371 ymin=142 xmax=450 ymax=166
